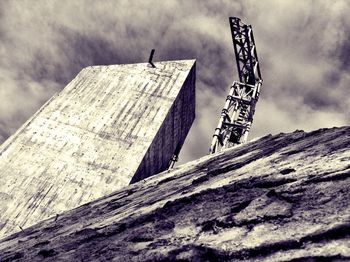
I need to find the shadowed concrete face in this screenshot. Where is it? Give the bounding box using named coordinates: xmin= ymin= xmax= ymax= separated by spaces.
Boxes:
xmin=0 ymin=59 xmax=196 ymax=238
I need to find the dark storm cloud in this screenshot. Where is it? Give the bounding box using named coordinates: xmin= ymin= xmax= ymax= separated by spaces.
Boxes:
xmin=0 ymin=0 xmax=349 ymax=164
xmin=334 ymin=38 xmax=350 ymax=72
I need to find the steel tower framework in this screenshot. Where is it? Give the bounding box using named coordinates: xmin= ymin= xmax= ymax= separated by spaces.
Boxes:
xmin=210 ymin=17 xmax=263 ymax=154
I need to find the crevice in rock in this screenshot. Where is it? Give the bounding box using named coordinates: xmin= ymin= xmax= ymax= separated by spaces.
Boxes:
xmin=33 ymin=240 xmax=50 ymax=248
xmin=305 ymin=169 xmax=350 ymax=184
xmin=280 ymin=168 xmax=296 ymax=175
xmin=37 ymin=248 xmax=57 ymax=258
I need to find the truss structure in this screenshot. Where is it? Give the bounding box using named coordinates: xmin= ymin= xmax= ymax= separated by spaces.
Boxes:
xmin=210 ymin=17 xmax=263 ymax=154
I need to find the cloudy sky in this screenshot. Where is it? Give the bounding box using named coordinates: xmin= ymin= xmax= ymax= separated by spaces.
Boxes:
xmin=0 ymin=0 xmax=349 ymax=164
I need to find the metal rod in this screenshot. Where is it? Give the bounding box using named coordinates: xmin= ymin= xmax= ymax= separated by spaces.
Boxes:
xmin=148 ymin=49 xmax=156 ymax=68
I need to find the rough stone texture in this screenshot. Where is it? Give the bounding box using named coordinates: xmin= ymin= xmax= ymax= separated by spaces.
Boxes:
xmin=0 ymin=60 xmax=196 ymax=238
xmin=0 ymin=126 xmax=349 ymax=261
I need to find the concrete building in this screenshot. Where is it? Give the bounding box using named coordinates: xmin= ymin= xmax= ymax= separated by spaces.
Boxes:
xmin=0 ymin=60 xmax=196 ymax=238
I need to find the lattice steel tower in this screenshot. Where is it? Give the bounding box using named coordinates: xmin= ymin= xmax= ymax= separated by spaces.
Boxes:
xmin=210 ymin=17 xmax=263 ymax=154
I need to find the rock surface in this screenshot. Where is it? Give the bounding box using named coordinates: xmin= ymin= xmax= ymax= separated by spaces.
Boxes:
xmin=0 ymin=126 xmax=349 ymax=261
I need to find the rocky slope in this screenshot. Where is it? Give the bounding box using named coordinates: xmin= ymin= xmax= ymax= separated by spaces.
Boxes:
xmin=0 ymin=126 xmax=349 ymax=261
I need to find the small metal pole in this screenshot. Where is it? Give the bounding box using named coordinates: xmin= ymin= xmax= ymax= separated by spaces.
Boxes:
xmin=148 ymin=49 xmax=156 ymax=68
xmin=168 ymin=154 xmax=179 ymax=169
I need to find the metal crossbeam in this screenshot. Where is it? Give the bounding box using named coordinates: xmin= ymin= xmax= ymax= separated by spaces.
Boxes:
xmin=210 ymin=17 xmax=263 ymax=154
xmin=230 ymin=17 xmax=262 ymax=85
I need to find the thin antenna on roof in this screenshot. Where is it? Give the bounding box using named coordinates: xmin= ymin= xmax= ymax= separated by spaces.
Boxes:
xmin=148 ymin=49 xmax=156 ymax=68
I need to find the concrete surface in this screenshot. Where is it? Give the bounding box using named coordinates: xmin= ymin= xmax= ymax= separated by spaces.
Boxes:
xmin=0 ymin=60 xmax=196 ymax=238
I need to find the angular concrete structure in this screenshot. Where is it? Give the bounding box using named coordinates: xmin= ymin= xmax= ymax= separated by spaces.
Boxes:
xmin=0 ymin=60 xmax=195 ymax=238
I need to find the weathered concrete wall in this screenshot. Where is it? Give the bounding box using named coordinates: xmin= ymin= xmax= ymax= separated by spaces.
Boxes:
xmin=0 ymin=60 xmax=196 ymax=238
xmin=0 ymin=126 xmax=349 ymax=261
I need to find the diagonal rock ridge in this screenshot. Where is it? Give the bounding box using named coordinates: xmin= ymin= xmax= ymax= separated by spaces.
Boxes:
xmin=0 ymin=126 xmax=349 ymax=261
